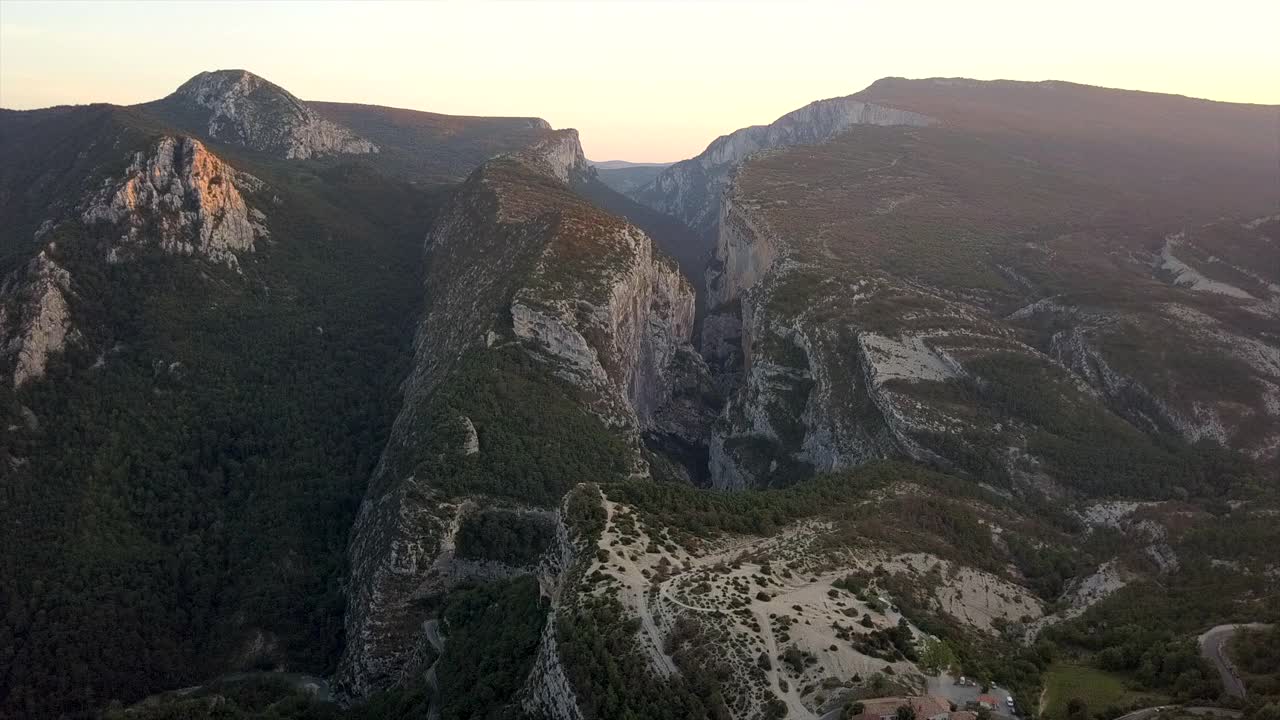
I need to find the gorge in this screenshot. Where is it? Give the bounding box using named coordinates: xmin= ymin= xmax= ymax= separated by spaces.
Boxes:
xmin=1 ymin=69 xmax=1278 ymax=720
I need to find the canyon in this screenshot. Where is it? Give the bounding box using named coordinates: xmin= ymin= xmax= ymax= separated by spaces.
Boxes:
xmin=2 ymin=70 xmax=1278 ymax=720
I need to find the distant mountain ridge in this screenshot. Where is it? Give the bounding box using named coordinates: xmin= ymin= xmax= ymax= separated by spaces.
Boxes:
xmin=589 ymin=159 xmax=673 ymax=169
xmin=631 ymin=95 xmax=934 ymax=234
xmin=309 ymin=101 xmax=553 ymax=184
xmin=132 ymin=69 xmax=556 ymax=184
xmin=590 ymin=159 xmax=674 ymax=195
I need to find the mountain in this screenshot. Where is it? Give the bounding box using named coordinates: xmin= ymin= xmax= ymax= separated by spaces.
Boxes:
xmin=141 ymin=69 xmax=379 ymax=159
xmin=632 ymin=96 xmax=933 ymax=235
xmin=2 ymin=130 xmax=267 ymax=387
xmin=701 ymin=78 xmax=1279 ymax=490
xmin=569 ymin=170 xmax=706 ymax=301
xmin=0 ymin=120 xmax=428 ymax=720
xmin=324 ymin=79 xmax=1279 ymax=720
xmin=0 ymin=69 xmax=548 ymax=719
xmin=137 ymin=70 xmax=554 ymax=185
xmin=590 ymin=160 xmax=672 ymax=170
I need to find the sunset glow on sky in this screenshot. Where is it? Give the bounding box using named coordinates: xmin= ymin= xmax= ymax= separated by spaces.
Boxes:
xmin=2 ymin=0 xmax=1277 ymax=162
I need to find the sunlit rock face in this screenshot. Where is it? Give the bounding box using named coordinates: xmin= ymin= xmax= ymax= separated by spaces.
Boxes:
xmin=81 ymin=135 xmax=267 ymax=268
xmin=2 ymin=131 xmax=267 ymax=389
xmin=0 ymin=250 xmax=76 ymax=388
xmin=168 ymin=69 xmax=378 ymax=159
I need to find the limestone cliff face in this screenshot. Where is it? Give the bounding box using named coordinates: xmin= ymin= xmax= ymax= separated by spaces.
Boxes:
xmin=0 ymin=250 xmax=76 ymax=388
xmin=337 ymin=129 xmax=701 ymax=700
xmin=165 ymin=70 xmax=378 ymax=159
xmin=705 ymin=184 xmax=781 ymax=310
xmin=1048 ymin=320 xmax=1280 ymax=461
xmin=519 ymin=497 xmax=586 ymax=720
xmin=703 ymin=179 xmax=1011 ymax=487
xmin=708 ymin=168 xmax=1280 ymax=488
xmin=707 ymin=289 xmax=904 ymax=489
xmin=81 ymin=136 xmax=267 ymax=268
xmin=634 ymin=96 xmax=933 ymax=234
xmin=520 ymin=613 xmax=584 ymax=720
xmin=512 ymin=222 xmax=696 ymax=430
xmin=512 ymin=130 xmax=589 ymax=184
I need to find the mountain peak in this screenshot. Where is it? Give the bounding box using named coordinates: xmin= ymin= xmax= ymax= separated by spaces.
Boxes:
xmin=157 ymin=69 xmax=377 ymax=159
xmin=171 ymin=69 xmax=306 ymax=119
xmin=177 ymin=68 xmax=261 ymax=84
xmin=173 ymin=69 xmax=278 ymax=99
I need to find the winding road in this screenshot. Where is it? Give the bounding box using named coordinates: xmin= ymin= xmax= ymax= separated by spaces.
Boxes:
xmin=1114 ymin=707 xmax=1243 ymax=720
xmin=1197 ymin=623 xmax=1271 ymax=699
xmin=423 ymin=619 xmax=444 ymax=720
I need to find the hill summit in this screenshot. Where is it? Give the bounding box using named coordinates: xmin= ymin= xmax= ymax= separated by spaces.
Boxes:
xmin=152 ymin=69 xmax=378 ymax=159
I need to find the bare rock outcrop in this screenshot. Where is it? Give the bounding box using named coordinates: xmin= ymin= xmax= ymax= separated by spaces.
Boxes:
xmin=458 ymin=416 xmax=480 ymax=455
xmin=2 ymin=135 xmax=265 ymax=389
xmin=166 ymin=70 xmax=378 ymax=159
xmin=0 ymin=250 xmax=77 ymax=388
xmin=81 ymin=135 xmax=266 ymax=268
xmin=705 ymin=186 xmax=781 ymax=309
xmin=512 ymin=130 xmax=589 ymax=184
xmin=511 ymin=221 xmax=696 ymax=431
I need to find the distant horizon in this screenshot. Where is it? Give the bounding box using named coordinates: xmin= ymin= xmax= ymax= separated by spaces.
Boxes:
xmin=3 ymin=0 xmax=1278 ymax=162
xmin=5 ymin=68 xmax=1277 ymax=166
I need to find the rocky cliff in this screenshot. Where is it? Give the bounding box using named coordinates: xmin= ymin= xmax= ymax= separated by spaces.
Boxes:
xmin=633 ymin=96 xmax=933 ymax=235
xmin=703 ymin=191 xmax=966 ymax=488
xmin=518 ymin=495 xmax=586 ymax=720
xmin=81 ymin=135 xmax=267 ymax=268
xmin=0 ymin=249 xmax=76 ymax=388
xmin=511 ymin=220 xmax=696 ymax=430
xmin=705 ymin=183 xmax=781 ymax=310
xmin=155 ymin=70 xmax=378 ymax=159
xmin=337 ymin=129 xmax=703 ymax=700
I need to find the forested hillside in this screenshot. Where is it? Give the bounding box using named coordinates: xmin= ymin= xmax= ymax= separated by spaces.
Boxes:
xmin=0 ymin=129 xmax=435 ymax=716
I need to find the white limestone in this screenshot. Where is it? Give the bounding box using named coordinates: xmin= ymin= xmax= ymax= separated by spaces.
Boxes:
xmin=82 ymin=136 xmax=265 ymax=268
xmin=171 ymin=70 xmax=378 ymax=159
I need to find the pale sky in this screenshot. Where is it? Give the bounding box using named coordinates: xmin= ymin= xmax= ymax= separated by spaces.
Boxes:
xmin=2 ymin=0 xmax=1278 ymax=162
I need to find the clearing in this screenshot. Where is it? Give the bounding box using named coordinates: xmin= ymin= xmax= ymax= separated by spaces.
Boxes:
xmin=1041 ymin=663 xmax=1167 ymax=719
